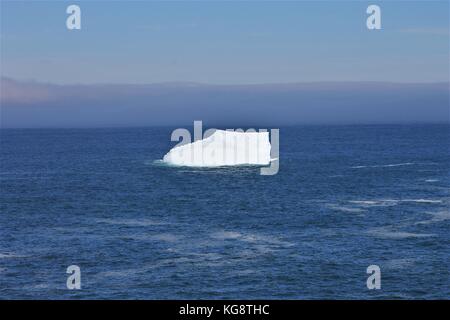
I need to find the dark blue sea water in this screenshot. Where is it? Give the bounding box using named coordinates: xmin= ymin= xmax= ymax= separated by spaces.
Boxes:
xmin=1 ymin=124 xmax=449 ymax=299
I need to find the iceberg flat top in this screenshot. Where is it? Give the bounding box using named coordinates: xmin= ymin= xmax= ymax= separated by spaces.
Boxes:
xmin=163 ymin=129 xmax=271 ymax=167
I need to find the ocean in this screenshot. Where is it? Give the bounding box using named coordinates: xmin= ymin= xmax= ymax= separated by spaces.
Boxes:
xmin=0 ymin=124 xmax=449 ymax=299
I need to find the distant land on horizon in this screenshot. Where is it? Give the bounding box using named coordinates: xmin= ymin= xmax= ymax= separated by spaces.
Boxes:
xmin=1 ymin=77 xmax=449 ymax=128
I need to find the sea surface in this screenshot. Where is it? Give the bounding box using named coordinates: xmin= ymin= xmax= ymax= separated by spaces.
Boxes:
xmin=0 ymin=124 xmax=449 ymax=299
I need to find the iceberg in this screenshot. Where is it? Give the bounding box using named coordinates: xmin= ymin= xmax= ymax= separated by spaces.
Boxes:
xmin=162 ymin=129 xmax=271 ymax=167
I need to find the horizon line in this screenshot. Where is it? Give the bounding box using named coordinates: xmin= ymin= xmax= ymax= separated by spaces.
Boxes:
xmin=2 ymin=76 xmax=449 ymax=87
xmin=2 ymin=122 xmax=449 ymax=130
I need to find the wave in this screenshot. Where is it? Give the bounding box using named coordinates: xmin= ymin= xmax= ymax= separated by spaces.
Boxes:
xmin=210 ymin=230 xmax=293 ymax=247
xmin=211 ymin=231 xmax=242 ymax=240
xmin=326 ymin=204 xmax=366 ymax=213
xmin=367 ymin=227 xmax=435 ymax=239
xmin=129 ymin=233 xmax=181 ymax=242
xmin=351 ymin=162 xmax=414 ymax=169
xmin=148 ymin=159 xmax=167 ymax=166
xmin=148 ymin=233 xmax=180 ymax=242
xmin=349 ymin=199 xmax=442 ymax=207
xmin=349 ymin=200 xmax=399 ymax=207
xmin=416 ymin=210 xmax=450 ymax=225
xmin=0 ymin=253 xmax=26 ymax=259
xmin=384 ymin=258 xmax=416 ymax=270
xmin=401 ymin=199 xmax=442 ymax=204
xmin=96 ymin=218 xmax=166 ymax=227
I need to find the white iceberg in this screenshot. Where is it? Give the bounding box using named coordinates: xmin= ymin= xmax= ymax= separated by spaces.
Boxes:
xmin=163 ymin=129 xmax=271 ymax=167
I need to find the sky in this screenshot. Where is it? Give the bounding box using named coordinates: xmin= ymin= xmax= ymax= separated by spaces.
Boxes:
xmin=0 ymin=1 xmax=449 ymax=127
xmin=1 ymin=0 xmax=449 ymax=84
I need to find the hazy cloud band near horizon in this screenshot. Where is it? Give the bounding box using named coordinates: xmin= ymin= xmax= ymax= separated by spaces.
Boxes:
xmin=1 ymin=78 xmax=448 ymax=128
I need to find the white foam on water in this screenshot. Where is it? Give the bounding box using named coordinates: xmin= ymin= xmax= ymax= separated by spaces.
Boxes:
xmin=349 ymin=200 xmax=399 ymax=207
xmin=416 ymin=210 xmax=450 ymax=225
xmin=99 ymin=229 xmax=296 ymax=279
xmin=211 ymin=231 xmax=243 ymax=240
xmin=233 ymin=269 xmax=260 ymax=276
xmin=162 ymin=129 xmax=271 ymax=167
xmin=148 ymin=233 xmax=180 ymax=242
xmin=367 ymin=227 xmax=435 ymax=239
xmin=351 ymin=162 xmax=414 ymax=169
xmin=349 ymin=199 xmax=442 ymax=207
xmin=329 ymin=174 xmax=345 ymax=178
xmin=349 ymin=200 xmax=379 ymax=205
xmin=0 ymin=253 xmax=26 ymax=259
xmin=211 ymin=230 xmax=293 ymax=247
xmin=326 ymin=204 xmax=366 ymax=213
xmin=400 ymin=199 xmax=442 ymax=204
xmin=96 ymin=218 xmax=166 ymax=227
xmin=99 ymin=257 xmax=196 ymax=278
xmin=384 ymin=258 xmax=416 ymax=270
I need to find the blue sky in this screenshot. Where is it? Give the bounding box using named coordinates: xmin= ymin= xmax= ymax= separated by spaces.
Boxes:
xmin=1 ymin=0 xmax=449 ymax=84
